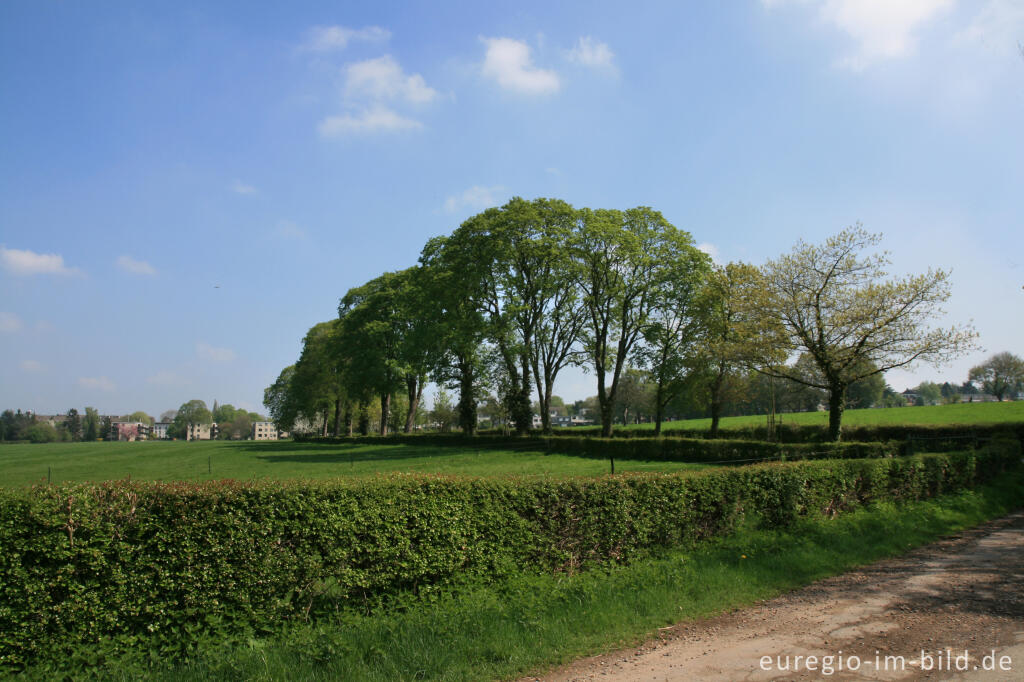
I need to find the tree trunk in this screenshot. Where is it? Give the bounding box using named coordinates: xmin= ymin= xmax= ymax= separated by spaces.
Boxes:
xmin=379 ymin=392 xmax=391 ymax=436
xmin=404 ymin=375 xmax=419 ymax=433
xmin=513 ymin=358 xmax=533 ymax=435
xmin=332 ymin=398 xmax=342 ymax=437
xmin=357 ymin=403 xmax=369 ymax=435
xmin=344 ymin=405 xmax=353 ymax=437
xmin=457 ymin=355 xmax=477 ymax=436
xmin=654 ymin=380 xmax=665 ymax=436
xmin=709 ymin=399 xmax=721 ymax=439
xmin=320 ymin=407 xmax=329 ymax=437
xmin=827 ymin=383 xmax=847 ymax=442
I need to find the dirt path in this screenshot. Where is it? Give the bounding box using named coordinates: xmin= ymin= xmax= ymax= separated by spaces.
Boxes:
xmin=526 ymin=513 xmax=1024 ymax=681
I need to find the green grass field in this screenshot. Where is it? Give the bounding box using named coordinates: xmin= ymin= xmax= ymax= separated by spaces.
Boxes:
xmin=628 ymin=400 xmax=1024 ymax=431
xmin=0 ymin=440 xmax=711 ymax=488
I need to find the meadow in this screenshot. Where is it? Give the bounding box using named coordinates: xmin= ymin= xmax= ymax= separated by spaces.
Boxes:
xmin=0 ymin=439 xmax=711 ymax=487
xmin=624 ymin=400 xmax=1024 ymax=431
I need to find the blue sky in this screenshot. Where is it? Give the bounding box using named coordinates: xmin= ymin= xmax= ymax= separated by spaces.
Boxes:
xmin=1 ymin=0 xmax=1022 ymax=417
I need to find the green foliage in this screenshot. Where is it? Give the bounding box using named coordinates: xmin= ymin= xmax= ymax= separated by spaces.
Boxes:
xmin=969 ymin=351 xmax=1024 ymax=401
xmin=1 ymin=448 xmax=1016 ymax=674
xmin=758 ymin=227 xmax=978 ymax=440
xmin=23 ymin=422 xmax=58 ymax=444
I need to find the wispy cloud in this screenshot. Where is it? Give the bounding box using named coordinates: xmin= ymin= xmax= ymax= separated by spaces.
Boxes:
xmin=79 ymin=376 xmax=115 ymax=391
xmin=231 ymin=180 xmax=257 ymax=195
xmin=197 ymin=342 xmax=236 ymax=363
xmin=955 ymin=0 xmax=1024 ymax=55
xmin=444 ymin=186 xmax=505 ymax=213
xmin=116 ymin=255 xmax=156 ymax=276
xmin=20 ymin=359 xmax=43 ymax=372
xmin=302 ymin=25 xmax=391 ymax=52
xmin=764 ymin=0 xmax=954 ymax=71
xmin=481 ymin=37 xmax=560 ymax=94
xmin=319 ymin=54 xmax=436 ymax=137
xmin=147 ymin=370 xmax=190 ymax=387
xmin=0 ymin=245 xmax=81 ymax=276
xmin=345 ymin=55 xmax=438 ymax=104
xmin=319 ymin=107 xmax=423 ymax=136
xmin=566 ymin=36 xmax=616 ymax=71
xmin=0 ymin=311 xmax=22 ymax=333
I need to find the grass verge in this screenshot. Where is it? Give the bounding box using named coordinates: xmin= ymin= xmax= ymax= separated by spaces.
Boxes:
xmin=70 ymin=469 xmax=1020 ymax=682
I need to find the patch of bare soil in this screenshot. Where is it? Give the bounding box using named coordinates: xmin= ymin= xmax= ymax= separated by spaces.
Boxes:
xmin=524 ymin=512 xmax=1024 ymax=681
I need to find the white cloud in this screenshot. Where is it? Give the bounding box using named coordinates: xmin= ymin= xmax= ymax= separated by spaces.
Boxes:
xmin=319 ymin=107 xmax=423 ymax=136
xmin=79 ymin=376 xmax=115 ymax=391
xmin=116 ymin=255 xmax=156 ymax=276
xmin=275 ymin=220 xmax=308 ymax=240
xmin=20 ymin=359 xmax=43 ymax=372
xmin=302 ymin=25 xmax=390 ymax=52
xmin=196 ymin=342 xmax=236 ymax=363
xmin=0 ymin=311 xmax=22 ymax=333
xmin=443 ymin=186 xmax=506 ymax=213
xmin=481 ymin=37 xmax=560 ymax=94
xmin=955 ymin=0 xmax=1024 ymax=55
xmin=147 ymin=370 xmax=189 ymax=387
xmin=231 ymin=180 xmax=257 ymax=195
xmin=567 ymin=36 xmax=616 ymax=69
xmin=765 ymin=0 xmax=953 ymax=71
xmin=319 ymin=54 xmax=436 ymax=136
xmin=0 ymin=245 xmax=80 ymax=276
xmin=697 ymin=242 xmax=722 ymax=265
xmin=345 ymin=55 xmax=438 ymax=104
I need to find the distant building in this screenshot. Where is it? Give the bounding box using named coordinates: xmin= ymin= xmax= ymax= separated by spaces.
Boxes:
xmin=186 ymin=423 xmax=212 ymax=441
xmin=252 ymin=421 xmax=286 ymax=440
xmin=152 ymin=422 xmax=171 ymax=439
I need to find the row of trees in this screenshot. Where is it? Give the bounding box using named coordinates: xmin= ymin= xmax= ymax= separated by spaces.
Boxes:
xmin=266 ymin=199 xmax=976 ymax=441
xmin=0 ymin=400 xmax=270 ymax=443
xmin=0 ymin=408 xmax=149 ymax=443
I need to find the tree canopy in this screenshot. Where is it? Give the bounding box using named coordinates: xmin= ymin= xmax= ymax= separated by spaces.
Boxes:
xmin=756 ymin=226 xmax=978 ymax=440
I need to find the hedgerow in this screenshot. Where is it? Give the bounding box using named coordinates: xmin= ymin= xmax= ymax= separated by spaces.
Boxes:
xmin=0 ymin=446 xmax=1018 ymax=674
xmin=515 ymin=421 xmax=1024 ymax=446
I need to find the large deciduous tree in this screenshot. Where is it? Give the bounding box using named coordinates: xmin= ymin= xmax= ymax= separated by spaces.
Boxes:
xmin=573 ymin=207 xmax=705 ymax=437
xmin=634 ymin=242 xmax=711 ymax=434
xmin=758 ymin=226 xmax=977 ymax=441
xmin=969 ymin=352 xmax=1024 ymax=401
xmin=435 ymin=198 xmax=584 ymax=434
xmin=339 ymin=268 xmax=437 ymax=435
xmin=690 ymin=262 xmax=768 ymax=438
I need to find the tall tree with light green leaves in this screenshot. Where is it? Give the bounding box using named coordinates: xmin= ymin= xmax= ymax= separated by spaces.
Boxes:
xmin=757 ymin=227 xmax=978 ymax=441
xmin=634 ymin=239 xmax=711 ymax=434
xmin=573 ymin=206 xmax=706 ymax=437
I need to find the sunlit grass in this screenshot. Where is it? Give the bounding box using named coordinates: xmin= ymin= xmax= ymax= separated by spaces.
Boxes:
xmin=0 ymin=439 xmax=710 ymax=487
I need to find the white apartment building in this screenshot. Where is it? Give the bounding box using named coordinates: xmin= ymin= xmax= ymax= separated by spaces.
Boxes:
xmin=186 ymin=423 xmax=212 ymax=441
xmin=252 ymin=421 xmax=286 ymax=440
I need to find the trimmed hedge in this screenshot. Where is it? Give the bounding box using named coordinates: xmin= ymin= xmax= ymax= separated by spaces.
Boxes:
xmin=520 ymin=421 xmax=1024 ymax=446
xmin=297 ymin=432 xmax=902 ymax=463
xmin=1 ymin=446 xmax=1019 ymax=673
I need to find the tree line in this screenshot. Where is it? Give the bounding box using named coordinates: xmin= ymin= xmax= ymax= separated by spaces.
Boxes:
xmin=265 ymin=198 xmax=979 ymax=441
xmin=0 ymin=401 xmax=268 ymax=443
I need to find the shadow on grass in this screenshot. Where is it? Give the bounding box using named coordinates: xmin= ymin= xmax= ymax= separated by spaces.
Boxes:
xmin=252 ymin=447 xmax=453 ymax=465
